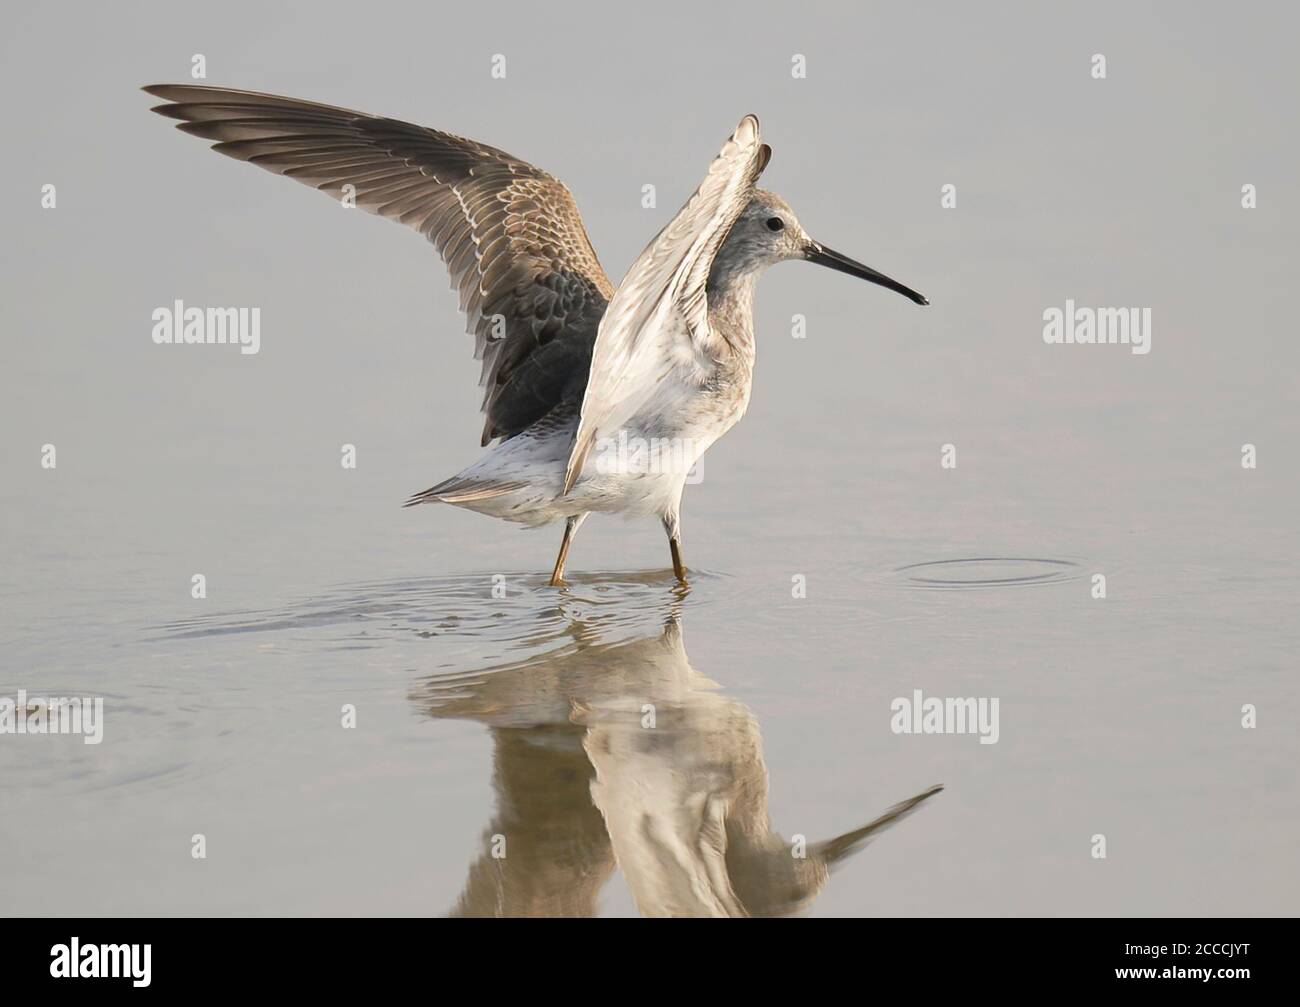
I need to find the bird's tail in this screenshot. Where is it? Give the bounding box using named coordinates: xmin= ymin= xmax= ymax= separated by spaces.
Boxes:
xmin=403 ymin=476 xmax=527 ymax=508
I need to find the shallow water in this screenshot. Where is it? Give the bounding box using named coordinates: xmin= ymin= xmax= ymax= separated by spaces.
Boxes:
xmin=3 ymin=0 xmax=1299 ymax=916
xmin=4 ymin=493 xmax=1295 ymax=917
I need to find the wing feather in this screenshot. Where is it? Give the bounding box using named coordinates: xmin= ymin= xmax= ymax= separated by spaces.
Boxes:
xmin=145 ymin=84 xmax=613 ymax=444
xmin=562 ymin=116 xmax=766 ymax=494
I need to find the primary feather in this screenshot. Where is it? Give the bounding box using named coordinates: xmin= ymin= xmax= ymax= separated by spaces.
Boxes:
xmin=144 ymin=83 xmax=613 ymax=445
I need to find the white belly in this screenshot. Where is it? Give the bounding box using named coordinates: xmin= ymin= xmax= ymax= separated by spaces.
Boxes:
xmin=445 ymin=374 xmax=748 ymax=526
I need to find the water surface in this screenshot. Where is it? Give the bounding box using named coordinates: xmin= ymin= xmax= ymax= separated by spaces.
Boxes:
xmin=2 ymin=0 xmax=1297 ymax=916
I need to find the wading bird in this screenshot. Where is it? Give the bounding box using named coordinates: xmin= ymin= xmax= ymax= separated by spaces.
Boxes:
xmin=417 ymin=606 xmax=943 ymax=917
xmin=146 ymin=85 xmax=928 ymax=584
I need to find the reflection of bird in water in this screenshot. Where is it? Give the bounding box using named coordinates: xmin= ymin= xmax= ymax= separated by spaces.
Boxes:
xmin=441 ymin=723 xmax=614 ymax=918
xmin=415 ymin=611 xmax=941 ymax=917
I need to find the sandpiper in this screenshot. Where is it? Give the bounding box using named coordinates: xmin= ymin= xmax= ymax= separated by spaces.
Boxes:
xmin=145 ymin=85 xmax=928 ymax=584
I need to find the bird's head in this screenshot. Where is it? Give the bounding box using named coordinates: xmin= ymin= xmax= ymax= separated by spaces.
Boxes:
xmin=721 ymin=188 xmax=929 ymax=306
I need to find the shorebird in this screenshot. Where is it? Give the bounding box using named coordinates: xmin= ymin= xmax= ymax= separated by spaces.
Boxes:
xmin=146 ymin=85 xmax=928 ymax=584
xmin=418 ymin=610 xmax=942 ymax=917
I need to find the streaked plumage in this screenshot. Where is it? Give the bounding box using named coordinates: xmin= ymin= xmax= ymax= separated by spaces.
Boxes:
xmin=146 ymin=85 xmax=928 ymax=582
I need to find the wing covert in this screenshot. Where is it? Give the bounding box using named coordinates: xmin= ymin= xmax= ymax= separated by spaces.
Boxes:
xmin=145 ymin=83 xmax=613 ymax=443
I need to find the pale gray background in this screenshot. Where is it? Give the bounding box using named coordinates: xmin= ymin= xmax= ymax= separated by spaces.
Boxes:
xmin=2 ymin=0 xmax=1297 ymax=915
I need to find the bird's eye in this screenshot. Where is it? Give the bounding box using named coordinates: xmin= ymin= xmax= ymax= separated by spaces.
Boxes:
xmin=766 ymin=217 xmax=785 ymax=232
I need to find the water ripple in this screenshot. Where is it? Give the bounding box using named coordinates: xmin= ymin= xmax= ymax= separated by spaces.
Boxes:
xmin=893 ymin=557 xmax=1086 ymax=590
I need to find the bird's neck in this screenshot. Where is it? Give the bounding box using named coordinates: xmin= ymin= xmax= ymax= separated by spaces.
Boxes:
xmin=706 ymin=257 xmax=761 ymax=362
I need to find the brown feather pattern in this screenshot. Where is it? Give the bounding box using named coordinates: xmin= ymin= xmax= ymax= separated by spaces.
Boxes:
xmin=144 ymin=84 xmax=613 ymax=444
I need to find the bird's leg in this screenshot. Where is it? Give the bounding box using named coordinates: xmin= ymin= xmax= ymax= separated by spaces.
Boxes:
xmin=663 ymin=513 xmax=687 ymax=584
xmin=549 ymin=513 xmax=588 ymax=587
xmin=669 ymin=538 xmax=687 ymax=583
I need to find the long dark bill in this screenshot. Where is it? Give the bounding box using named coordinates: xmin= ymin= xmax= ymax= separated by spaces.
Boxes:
xmin=806 ymin=241 xmax=929 ymax=305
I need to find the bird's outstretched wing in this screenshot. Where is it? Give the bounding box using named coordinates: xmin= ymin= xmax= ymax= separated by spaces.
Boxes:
xmin=562 ymin=115 xmax=767 ymax=494
xmin=144 ymin=84 xmax=613 ymax=444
